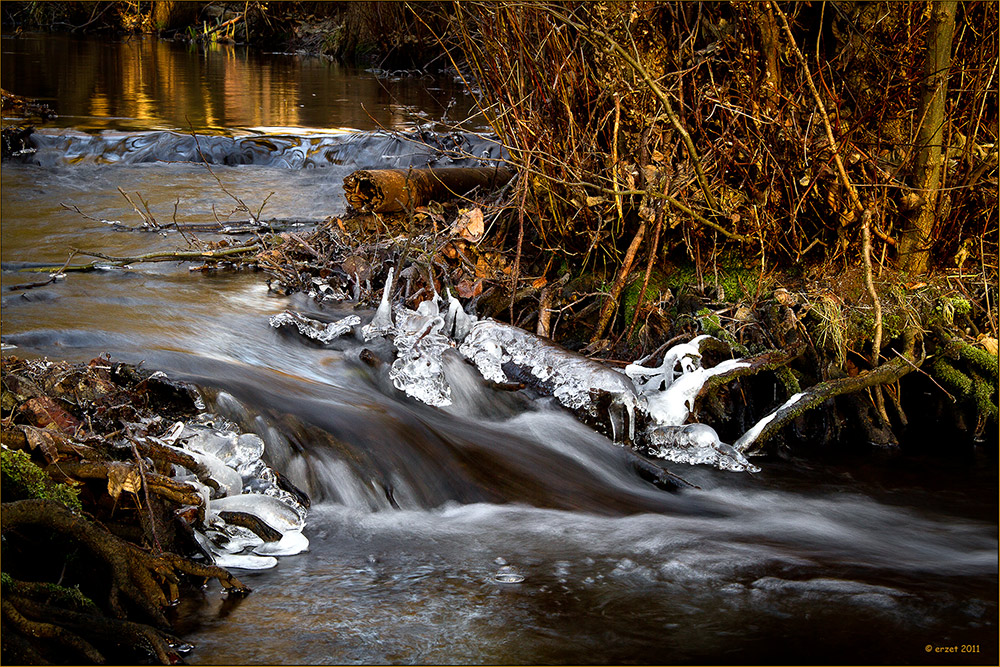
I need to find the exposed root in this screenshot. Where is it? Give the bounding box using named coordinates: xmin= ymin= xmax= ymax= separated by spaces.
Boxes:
xmin=736 ymin=329 xmax=922 ymax=455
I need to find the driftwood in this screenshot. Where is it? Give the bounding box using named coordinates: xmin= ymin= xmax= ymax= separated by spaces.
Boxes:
xmin=343 ymin=166 xmax=515 ymax=213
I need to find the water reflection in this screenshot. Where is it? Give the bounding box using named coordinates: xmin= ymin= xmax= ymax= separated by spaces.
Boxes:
xmin=1 ymin=32 xmax=480 ymax=132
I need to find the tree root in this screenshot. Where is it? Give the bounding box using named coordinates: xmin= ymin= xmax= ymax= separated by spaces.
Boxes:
xmin=45 ymin=460 xmax=207 ymax=518
xmin=1 ymin=499 xmax=247 ymax=625
xmin=735 ymin=329 xmax=923 ymax=455
xmin=2 ymin=598 xmax=105 ymax=664
xmin=4 ymin=594 xmax=187 ymax=665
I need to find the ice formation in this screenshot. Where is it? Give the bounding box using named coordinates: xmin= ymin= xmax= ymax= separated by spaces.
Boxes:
xmin=734 ymin=391 xmax=806 ymax=453
xmin=361 ymin=266 xmax=396 ymax=341
xmin=387 ymin=297 xmax=455 ymax=407
xmin=275 ymin=271 xmax=770 ymax=475
xmin=160 ymin=418 xmax=310 ymax=569
xmin=647 ymin=424 xmax=760 ymax=473
xmin=269 ymin=310 xmax=360 ymax=343
xmin=459 ymin=319 xmax=640 ymax=442
xmin=626 ymin=338 xmax=757 ymax=472
xmin=625 ymin=334 xmax=711 ymax=392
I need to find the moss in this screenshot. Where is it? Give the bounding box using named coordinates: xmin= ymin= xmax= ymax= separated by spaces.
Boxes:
xmin=0 ymin=449 xmax=82 ymax=511
xmin=622 ymin=269 xmax=668 ymax=326
xmin=959 ymin=343 xmax=1000 ymax=383
xmin=930 ymin=357 xmax=973 ymax=397
xmin=971 ymin=372 xmax=999 ymax=422
xmin=660 ymin=263 xmax=772 ymax=304
xmin=775 ymin=365 xmax=802 ymax=396
xmin=0 ymin=573 xmax=98 ymax=612
xmin=931 ymin=296 xmax=973 ymax=328
xmin=695 ymin=308 xmax=748 ymax=355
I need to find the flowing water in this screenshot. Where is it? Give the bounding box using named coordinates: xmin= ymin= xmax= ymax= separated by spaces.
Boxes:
xmin=2 ymin=33 xmax=997 ymax=665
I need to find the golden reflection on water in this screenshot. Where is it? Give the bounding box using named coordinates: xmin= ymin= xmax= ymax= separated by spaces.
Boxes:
xmin=1 ymin=32 xmax=475 ymax=132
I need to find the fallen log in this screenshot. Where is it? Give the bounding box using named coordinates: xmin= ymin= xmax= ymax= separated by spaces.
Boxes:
xmin=343 ymin=165 xmax=515 ymax=213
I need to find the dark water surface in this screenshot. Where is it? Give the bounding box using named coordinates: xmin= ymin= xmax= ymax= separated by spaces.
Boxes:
xmin=2 ymin=33 xmax=997 ymax=666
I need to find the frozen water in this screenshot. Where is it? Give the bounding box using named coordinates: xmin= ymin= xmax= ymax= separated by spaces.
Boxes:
xmin=180 ymin=425 xmax=266 ymax=472
xmin=168 ymin=444 xmax=243 ymax=498
xmin=192 ymin=530 xmax=278 ymax=570
xmin=459 ymin=319 xmax=640 ymax=442
xmin=388 ymin=301 xmax=455 ymax=407
xmin=625 ymin=334 xmax=711 ymax=393
xmin=203 ymin=523 xmax=266 ymax=554
xmin=253 ymin=529 xmax=310 ymax=556
xmin=627 ymin=336 xmax=755 ymax=473
xmin=647 ymin=424 xmax=760 ymax=473
xmin=444 ymin=291 xmax=477 ymax=342
xmin=210 ymin=493 xmax=306 ymax=533
xmin=269 ymin=310 xmax=360 ymax=344
xmin=734 ymin=391 xmax=806 ymax=453
xmin=362 ymin=267 xmax=395 ymax=340
xmin=645 ymin=358 xmax=749 ymax=427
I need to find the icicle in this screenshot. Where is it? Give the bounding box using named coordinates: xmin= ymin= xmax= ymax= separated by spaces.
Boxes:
xmin=362 ymin=266 xmax=395 ymax=340
xmin=444 ymin=291 xmax=477 ymax=342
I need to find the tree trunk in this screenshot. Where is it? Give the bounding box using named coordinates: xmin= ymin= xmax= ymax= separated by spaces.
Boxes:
xmin=899 ymin=0 xmax=958 ymax=275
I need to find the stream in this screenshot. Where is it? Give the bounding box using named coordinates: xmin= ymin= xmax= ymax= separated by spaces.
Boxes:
xmin=2 ymin=33 xmax=997 ymax=665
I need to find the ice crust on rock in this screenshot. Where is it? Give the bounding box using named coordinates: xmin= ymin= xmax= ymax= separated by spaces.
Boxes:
xmin=648 ymin=424 xmax=760 ymax=473
xmin=269 ymin=310 xmax=360 ymax=343
xmin=459 ymin=319 xmax=640 ymax=442
xmin=210 ymin=493 xmax=306 ymax=533
xmin=164 ymin=417 xmax=309 ymax=570
xmin=253 ymin=529 xmax=309 ymax=556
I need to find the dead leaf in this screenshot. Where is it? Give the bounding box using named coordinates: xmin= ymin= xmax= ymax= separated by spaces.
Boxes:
xmin=19 ymin=396 xmax=80 ymax=433
xmin=19 ymin=425 xmax=64 ymax=464
xmin=453 ymin=207 xmax=485 ymax=242
xmin=107 ymin=462 xmax=142 ymax=501
xmin=456 ymin=279 xmax=483 ymax=299
xmin=532 ymin=276 xmax=548 ymax=289
xmin=977 ymin=335 xmax=999 ymax=357
xmin=341 ymin=255 xmax=371 ymax=282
